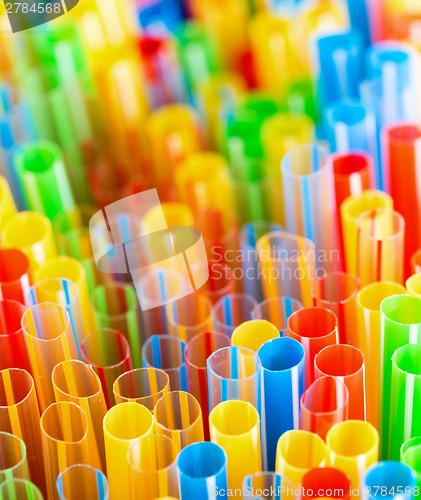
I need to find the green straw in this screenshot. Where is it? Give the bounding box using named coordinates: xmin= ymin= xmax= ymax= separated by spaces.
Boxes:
xmin=225 ymin=93 xmax=279 ymax=167
xmin=401 ymin=437 xmax=421 ymax=487
xmin=230 ymin=161 xmax=274 ymax=223
xmin=175 ymin=21 xmax=219 ymax=90
xmin=390 ymin=344 xmax=421 ymax=460
xmin=15 ymin=140 xmax=75 ymax=219
xmin=379 ymin=295 xmax=421 ymax=459
xmin=286 ymin=79 xmax=317 ymax=122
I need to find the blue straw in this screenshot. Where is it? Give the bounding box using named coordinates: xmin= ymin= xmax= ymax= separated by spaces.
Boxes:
xmin=257 ymin=337 xmax=305 ymax=470
xmin=177 ymin=442 xmax=228 ymax=499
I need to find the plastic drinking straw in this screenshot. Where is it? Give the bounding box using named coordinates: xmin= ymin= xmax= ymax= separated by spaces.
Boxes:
xmin=363 ymin=461 xmax=417 ymax=500
xmin=113 ymin=367 xmax=170 ymax=411
xmin=175 ymin=152 xmax=233 ymax=214
xmin=382 ymin=124 xmax=421 ymax=277
xmin=165 ymin=293 xmax=214 ymax=343
xmin=0 ymin=102 xmax=35 ymax=210
xmin=206 ymin=345 xmax=263 ymax=458
xmin=52 ymin=205 xmax=103 ymax=294
xmin=389 ymin=344 xmax=421 ymax=460
xmin=261 ymin=112 xmax=314 ymax=181
xmin=340 ymin=190 xmax=393 ymax=277
xmin=301 ymin=468 xmax=351 ymax=500
xmin=288 ymin=307 xmax=339 ymax=387
xmin=0 ymin=300 xmax=31 ymax=373
xmin=300 ymin=377 xmax=349 ymax=441
xmin=103 ymin=402 xmax=154 ymax=500
xmin=91 ymin=283 xmax=142 ymax=368
xmin=14 ymin=140 xmax=75 ymax=220
xmin=175 ymin=21 xmax=218 ymax=91
xmin=401 ymin=437 xmax=421 ymax=487
xmin=145 ymin=104 xmax=203 ymax=184
xmin=26 ymin=278 xmax=84 ymax=358
xmin=251 ymin=297 xmax=303 ymax=336
xmin=323 ymin=102 xmax=377 ymax=176
xmin=154 ymin=391 xmax=204 ymax=451
xmin=128 ymin=434 xmax=178 ymax=500
xmin=51 ymin=360 xmax=107 ymax=473
xmin=248 ymin=11 xmax=300 ymax=95
xmin=177 ymin=442 xmax=227 ymax=499
xmin=197 ymin=263 xmax=236 ymax=306
xmin=331 ymin=152 xmax=374 ymax=223
xmin=411 ymin=250 xmax=421 ymax=275
xmin=272 ymin=431 xmax=319 ymax=488
xmin=2 ymin=211 xmax=57 ymax=279
xmin=231 ymin=320 xmax=279 ymax=353
xmin=195 ymin=208 xmax=239 ymax=268
xmin=21 ymin=302 xmax=78 ymax=412
xmin=312 ymin=30 xmax=363 ymax=111
xmin=366 ymin=40 xmax=418 ymax=85
xmin=407 ymin=273 xmax=421 ymax=299
xmin=311 ymin=272 xmax=359 ymax=345
xmin=225 ymin=94 xmax=279 ymax=169
xmin=137 ymin=268 xmax=188 ymax=339
xmin=142 ymin=335 xmax=187 ymax=391
xmin=0 ymin=175 xmax=16 ymax=228
xmin=285 ymin=78 xmax=317 ymax=121
xmin=239 ymin=222 xmax=282 ymax=303
xmin=344 ymin=0 xmax=371 ymax=47
xmin=301 ymin=1 xmax=348 ymax=46
xmin=184 ymin=331 xmax=231 ymax=440
xmin=137 ymin=35 xmax=188 ymax=109
xmin=326 ymin=421 xmax=379 ymax=493
xmin=379 ymin=295 xmax=421 ymax=459
xmin=34 ymin=256 xmax=94 ymax=338
xmin=212 ymin=294 xmax=258 ymax=338
xmin=281 ymin=143 xmax=341 ymax=273
xmin=142 ymin=202 xmax=194 ymax=234
xmin=81 ymin=328 xmax=132 ymax=409
xmin=0 ymin=479 xmax=43 ymax=500
xmin=87 ymin=161 xmax=144 ymax=210
xmin=0 ymin=369 xmax=46 ymax=494
xmin=196 ymin=72 xmax=246 ymax=149
xmin=356 ymin=208 xmax=405 ymax=287
xmin=258 ymin=337 xmax=305 ymax=471
xmin=191 ymin=0 xmax=248 ymax=69
xmin=330 ymin=152 xmax=374 ymax=264
xmin=303 ymin=468 xmax=351 ymax=500
xmin=314 ymin=344 xmax=366 ymax=420
xmin=230 ymin=161 xmax=281 ymax=226
xmin=57 ymin=464 xmax=109 ymax=500
xmin=209 ymin=400 xmax=261 ymax=496
xmin=243 ymin=472 xmax=296 ymax=499
xmin=40 ymin=401 xmax=90 ymax=500
xmin=0 ymin=249 xmax=30 ymax=303
xmin=0 ymin=432 xmax=28 ymax=483
xmin=256 ymin=231 xmax=316 ymax=308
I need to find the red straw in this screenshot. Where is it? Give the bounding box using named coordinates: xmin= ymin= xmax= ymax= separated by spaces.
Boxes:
xmin=300 ymin=376 xmax=349 ymax=440
xmin=288 ymin=308 xmax=339 ymax=387
xmin=0 ymin=249 xmax=30 ymax=303
xmin=184 ymin=331 xmax=231 ymax=440
xmin=0 ymin=300 xmax=31 ymax=373
xmin=301 ymin=467 xmax=351 ymax=500
xmin=314 ymin=344 xmax=366 ymax=420
xmin=383 ymin=124 xmax=421 ymax=278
